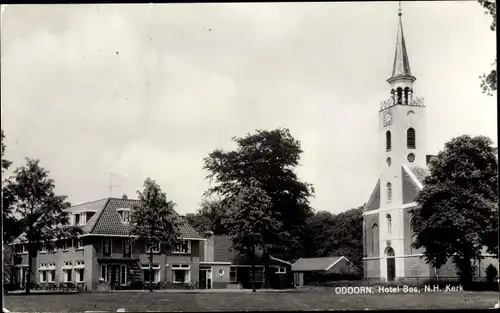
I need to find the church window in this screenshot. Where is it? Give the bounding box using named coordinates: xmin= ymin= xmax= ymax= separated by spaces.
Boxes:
xmin=396 ymin=88 xmax=403 ymax=104
xmin=386 ymin=157 xmax=391 ymax=167
xmin=371 ymin=224 xmax=378 ymax=254
xmin=386 ymin=131 xmax=391 ymax=151
xmin=386 ymin=182 xmax=392 ymax=202
xmin=407 ymin=128 xmax=416 ymax=149
xmin=386 ymin=214 xmax=392 ymax=234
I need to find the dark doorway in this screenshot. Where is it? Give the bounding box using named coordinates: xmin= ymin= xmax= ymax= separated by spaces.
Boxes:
xmin=386 ymin=247 xmax=395 ymax=282
xmin=199 ymin=270 xmax=207 ymax=289
xmin=110 ymin=266 xmax=119 ymax=286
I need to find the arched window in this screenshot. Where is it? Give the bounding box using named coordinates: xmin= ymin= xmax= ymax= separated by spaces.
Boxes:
xmin=372 ymin=224 xmax=379 ymax=254
xmin=386 ymin=214 xmax=392 ymax=234
xmin=386 ymin=131 xmax=391 ymax=151
xmin=386 ymin=182 xmax=392 ymax=202
xmin=101 ymin=265 xmax=107 ymax=281
xmin=390 ymin=89 xmax=395 ymax=101
xmin=396 ymin=87 xmax=403 ymax=104
xmin=407 ymin=128 xmax=416 ymax=149
xmin=404 ymin=87 xmax=410 ymax=104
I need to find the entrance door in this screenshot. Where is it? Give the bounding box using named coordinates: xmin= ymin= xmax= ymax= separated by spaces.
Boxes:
xmin=110 ymin=266 xmax=119 ymax=286
xmin=199 ymin=270 xmax=207 ymax=289
xmin=199 ymin=269 xmax=212 ymax=289
xmin=386 ymin=247 xmax=396 ymax=282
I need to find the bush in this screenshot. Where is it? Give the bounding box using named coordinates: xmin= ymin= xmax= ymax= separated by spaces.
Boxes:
xmin=486 ymin=264 xmax=498 ymax=283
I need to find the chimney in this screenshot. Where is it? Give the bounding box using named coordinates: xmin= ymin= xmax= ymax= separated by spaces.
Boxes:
xmin=204 ymin=231 xmax=214 ymax=262
xmin=122 ymin=194 xmax=128 ymax=200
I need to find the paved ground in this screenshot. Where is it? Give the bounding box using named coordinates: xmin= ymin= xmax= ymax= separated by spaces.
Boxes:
xmin=3 ymin=289 xmax=498 ymax=312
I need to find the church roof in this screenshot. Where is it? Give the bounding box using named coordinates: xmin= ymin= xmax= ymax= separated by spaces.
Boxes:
xmin=388 ymin=8 xmax=415 ymax=82
xmin=364 ymin=179 xmax=380 ymax=212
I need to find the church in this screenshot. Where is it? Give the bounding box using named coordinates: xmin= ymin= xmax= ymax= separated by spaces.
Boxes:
xmin=362 ymin=8 xmax=498 ymax=282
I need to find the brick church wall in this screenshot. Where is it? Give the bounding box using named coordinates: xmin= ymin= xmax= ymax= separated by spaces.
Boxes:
xmin=404 ymin=256 xmax=430 ymax=277
xmin=364 ymin=214 xmax=380 ymax=258
xmin=364 ymin=259 xmax=380 ymax=278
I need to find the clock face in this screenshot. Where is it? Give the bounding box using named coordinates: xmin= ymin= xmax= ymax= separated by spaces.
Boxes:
xmin=383 ymin=111 xmax=392 ymax=127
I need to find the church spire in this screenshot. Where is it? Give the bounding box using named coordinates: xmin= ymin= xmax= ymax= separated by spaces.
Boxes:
xmin=387 ymin=2 xmax=415 ymax=83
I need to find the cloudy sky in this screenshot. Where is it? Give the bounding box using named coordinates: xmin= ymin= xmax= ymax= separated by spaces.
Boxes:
xmin=1 ymin=2 xmax=497 ymax=215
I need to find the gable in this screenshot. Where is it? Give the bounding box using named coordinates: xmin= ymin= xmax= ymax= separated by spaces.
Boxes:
xmin=365 ymin=179 xmax=380 ymax=211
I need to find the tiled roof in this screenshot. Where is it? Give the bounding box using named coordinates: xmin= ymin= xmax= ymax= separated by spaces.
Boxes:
xmin=292 ymin=257 xmax=344 ymax=272
xmin=86 ymin=198 xmax=203 ymax=239
xmin=365 ymin=179 xmax=380 ymax=212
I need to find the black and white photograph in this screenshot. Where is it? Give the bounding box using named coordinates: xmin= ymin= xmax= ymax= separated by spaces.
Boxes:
xmin=1 ymin=1 xmax=498 ymax=312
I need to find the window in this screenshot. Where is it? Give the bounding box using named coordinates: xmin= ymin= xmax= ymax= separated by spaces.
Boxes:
xmin=371 ymin=224 xmax=378 ymax=254
xmin=407 ymin=128 xmax=416 ymax=149
xmin=39 ymin=263 xmax=48 ymax=283
xmin=75 ymin=239 xmax=83 ymax=250
xmin=386 ymin=131 xmax=391 ymax=151
xmin=103 ymin=238 xmax=111 ymax=256
xmin=40 ymin=243 xmax=47 ymax=253
xmin=63 ymin=262 xmax=73 ymax=282
xmin=141 ymin=264 xmax=161 ymax=283
xmin=404 ymin=87 xmax=410 ymax=104
xmin=101 ymin=265 xmax=107 ymax=281
xmin=40 ymin=270 xmax=47 ymax=283
xmin=229 ymin=267 xmax=237 ymax=283
xmin=146 ymin=242 xmax=160 ymax=253
xmin=386 ymin=182 xmax=392 ymax=203
xmin=172 ymin=264 xmax=190 ymax=283
xmin=117 ymin=209 xmax=130 ymax=223
xmin=22 ymin=244 xmax=27 ymax=254
xmin=276 ymin=267 xmax=286 ymax=274
xmin=123 ymin=240 xmax=132 ymax=257
xmin=63 ymin=240 xmax=71 ymax=251
xmin=86 ymin=211 xmax=95 ymax=221
xmin=75 ymin=261 xmax=85 ymax=282
xmin=172 ymin=240 xmax=191 ymax=254
xmin=74 ymin=214 xmax=80 ymax=225
xmin=387 ymin=214 xmax=392 ymax=234
xmin=120 ymin=265 xmax=127 ymax=285
xmin=48 ymin=263 xmax=56 ymax=283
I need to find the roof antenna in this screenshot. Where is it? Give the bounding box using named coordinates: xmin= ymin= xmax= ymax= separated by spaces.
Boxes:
xmin=109 ymin=173 xmax=120 ymax=197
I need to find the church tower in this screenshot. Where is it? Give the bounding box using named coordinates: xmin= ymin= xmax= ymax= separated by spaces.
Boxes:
xmin=363 ymin=4 xmax=429 ymax=282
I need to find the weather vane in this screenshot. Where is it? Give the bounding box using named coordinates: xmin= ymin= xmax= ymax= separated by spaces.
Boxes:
xmin=398 ymin=1 xmax=402 ymax=16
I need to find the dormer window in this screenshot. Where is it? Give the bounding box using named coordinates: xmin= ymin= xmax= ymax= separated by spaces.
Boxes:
xmin=146 ymin=242 xmax=160 ymax=254
xmin=172 ymin=240 xmax=191 ymax=254
xmin=74 ymin=214 xmax=80 ymax=225
xmin=117 ymin=208 xmax=130 ymax=223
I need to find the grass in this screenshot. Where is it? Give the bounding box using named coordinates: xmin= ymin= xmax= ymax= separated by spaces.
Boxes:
xmin=4 ymin=289 xmax=498 ymax=312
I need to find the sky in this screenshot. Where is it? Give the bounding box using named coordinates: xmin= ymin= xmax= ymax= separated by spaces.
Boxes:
xmin=1 ymin=2 xmax=497 ymax=215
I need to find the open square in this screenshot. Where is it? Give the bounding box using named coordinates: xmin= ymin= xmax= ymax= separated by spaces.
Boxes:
xmin=4 ymin=290 xmax=499 ymax=312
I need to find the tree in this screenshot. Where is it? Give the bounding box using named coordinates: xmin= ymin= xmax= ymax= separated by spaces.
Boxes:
xmin=411 ymin=135 xmax=498 ymax=287
xmin=1 ymin=130 xmax=18 ymax=244
xmin=478 ymin=1 xmax=497 ymax=96
xmin=8 ymin=158 xmax=82 ymax=293
xmin=485 ymin=264 xmax=498 ymax=284
xmin=222 ymin=179 xmax=282 ymax=292
xmin=185 ymin=199 xmax=230 ymax=235
xmin=203 ymin=128 xmax=314 ymax=260
xmin=303 ymin=206 xmax=364 ymax=273
xmin=129 ymin=178 xmax=182 ymax=292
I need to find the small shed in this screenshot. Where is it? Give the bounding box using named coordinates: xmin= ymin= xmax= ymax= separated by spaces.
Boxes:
xmin=292 ymin=256 xmax=354 ymax=287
